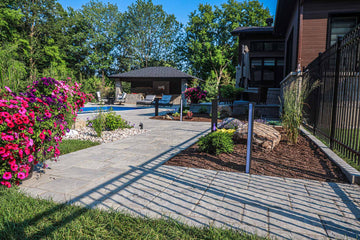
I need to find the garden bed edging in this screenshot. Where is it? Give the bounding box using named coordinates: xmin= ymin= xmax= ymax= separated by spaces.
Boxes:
xmin=300 ymin=126 xmax=360 ymax=184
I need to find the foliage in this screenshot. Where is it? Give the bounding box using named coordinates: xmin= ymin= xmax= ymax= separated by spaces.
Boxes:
xmin=172 ymin=112 xmax=180 ymax=117
xmin=198 ymin=130 xmax=234 ymax=155
xmin=220 ymin=85 xmax=244 ymax=101
xmin=117 ymin=0 xmax=182 ymax=70
xmin=0 ymin=77 xmax=90 ymax=188
xmin=105 ymin=111 xmax=132 ymax=130
xmin=91 ymin=110 xmax=105 ymax=137
xmin=180 ymin=0 xmax=271 ymax=90
xmin=88 ymin=110 xmax=133 ymax=136
xmin=0 ymin=188 xmax=262 ymax=239
xmin=80 ymin=0 xmax=120 ymax=80
xmin=58 ymin=140 xmax=100 ymax=155
xmin=203 ymin=78 xmax=219 ymax=102
xmin=281 ymin=75 xmax=319 ymax=144
xmin=198 ymin=106 xmax=208 ymax=114
xmin=184 ymin=86 xmax=207 ymax=104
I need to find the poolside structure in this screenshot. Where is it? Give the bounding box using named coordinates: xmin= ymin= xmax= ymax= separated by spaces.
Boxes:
xmin=109 ymin=67 xmax=200 ymax=104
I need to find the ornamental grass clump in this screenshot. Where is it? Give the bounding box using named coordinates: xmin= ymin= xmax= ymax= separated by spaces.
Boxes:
xmin=0 ymin=77 xmax=91 ymax=188
xmin=198 ymin=129 xmax=235 ymax=155
xmin=281 ymin=75 xmax=319 ymax=144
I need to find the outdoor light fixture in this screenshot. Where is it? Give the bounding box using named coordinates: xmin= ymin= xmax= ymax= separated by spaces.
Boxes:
xmin=139 ymin=122 xmax=143 ymax=129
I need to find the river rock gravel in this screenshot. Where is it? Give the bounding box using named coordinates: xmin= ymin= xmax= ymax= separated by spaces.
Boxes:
xmin=64 ymin=127 xmax=147 ymax=143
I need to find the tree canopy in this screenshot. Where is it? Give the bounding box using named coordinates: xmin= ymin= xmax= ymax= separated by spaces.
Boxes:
xmin=181 ymin=0 xmax=271 ymax=92
xmin=0 ymin=0 xmax=271 ymax=94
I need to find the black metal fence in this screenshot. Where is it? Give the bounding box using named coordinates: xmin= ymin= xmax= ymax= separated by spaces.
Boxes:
xmin=304 ymin=25 xmax=360 ymax=165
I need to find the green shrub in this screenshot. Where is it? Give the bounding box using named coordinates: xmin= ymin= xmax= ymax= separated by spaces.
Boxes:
xmin=91 ymin=110 xmax=105 ymax=137
xmin=178 ymin=106 xmax=190 ymax=112
xmin=105 ymin=112 xmax=131 ymax=130
xmin=220 ymin=85 xmax=244 ymax=101
xmin=198 ymin=131 xmax=234 ymax=155
xmin=88 ymin=110 xmax=132 ymax=136
xmin=173 ymin=112 xmax=180 ymax=117
xmin=198 ymin=106 xmax=208 ymax=114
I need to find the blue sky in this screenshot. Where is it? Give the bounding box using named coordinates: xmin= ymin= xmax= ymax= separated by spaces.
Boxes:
xmin=57 ymin=0 xmax=277 ymax=24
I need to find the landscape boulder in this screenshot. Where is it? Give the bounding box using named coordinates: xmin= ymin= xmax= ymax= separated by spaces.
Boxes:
xmin=218 ymin=105 xmax=232 ymax=118
xmin=73 ymin=118 xmax=87 ymax=130
xmin=233 ymin=122 xmax=281 ymax=151
xmin=218 ymin=117 xmax=245 ymax=130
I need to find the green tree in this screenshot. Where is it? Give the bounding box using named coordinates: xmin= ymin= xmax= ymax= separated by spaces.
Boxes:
xmin=80 ymin=0 xmax=120 ymax=81
xmin=0 ymin=1 xmax=29 ymax=91
xmin=8 ymin=0 xmax=68 ymax=81
xmin=182 ymin=0 xmax=271 ymax=91
xmin=117 ymin=0 xmax=182 ymax=70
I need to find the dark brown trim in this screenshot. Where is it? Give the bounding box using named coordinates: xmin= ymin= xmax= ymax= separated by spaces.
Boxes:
xmin=297 ymin=0 xmax=304 ymax=70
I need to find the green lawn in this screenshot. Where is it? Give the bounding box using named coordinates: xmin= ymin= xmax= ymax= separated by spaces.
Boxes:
xmin=58 ymin=139 xmax=100 ymax=155
xmin=0 ymin=188 xmax=262 ymax=240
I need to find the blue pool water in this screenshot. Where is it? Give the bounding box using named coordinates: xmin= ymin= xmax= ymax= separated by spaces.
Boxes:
xmin=79 ymin=106 xmax=143 ymax=113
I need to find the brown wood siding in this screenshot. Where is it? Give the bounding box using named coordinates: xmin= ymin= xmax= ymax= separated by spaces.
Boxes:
xmin=301 ymin=0 xmax=360 ymax=67
xmin=301 ymin=18 xmax=328 ymax=67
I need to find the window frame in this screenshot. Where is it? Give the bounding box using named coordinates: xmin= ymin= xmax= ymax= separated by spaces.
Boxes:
xmin=327 ymin=12 xmax=360 ymax=48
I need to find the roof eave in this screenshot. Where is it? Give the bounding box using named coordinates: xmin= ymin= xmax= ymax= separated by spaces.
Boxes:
xmin=274 ymin=0 xmax=297 ymax=35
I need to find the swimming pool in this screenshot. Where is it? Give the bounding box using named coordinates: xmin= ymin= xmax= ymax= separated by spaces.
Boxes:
xmin=79 ymin=106 xmax=143 ymax=113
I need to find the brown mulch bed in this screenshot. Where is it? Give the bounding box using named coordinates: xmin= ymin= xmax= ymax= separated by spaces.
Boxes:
xmin=150 ymin=113 xmax=221 ymax=122
xmin=165 ymin=128 xmax=349 ymax=183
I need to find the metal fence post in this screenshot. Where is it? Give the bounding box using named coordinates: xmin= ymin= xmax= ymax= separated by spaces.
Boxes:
xmin=330 ymin=36 xmax=342 ymax=149
xmin=180 ymin=96 xmax=183 ymax=122
xmin=211 ymin=99 xmax=218 ymax=132
xmin=246 ymin=103 xmax=254 ymax=174
xmin=154 ymin=98 xmax=159 ymax=116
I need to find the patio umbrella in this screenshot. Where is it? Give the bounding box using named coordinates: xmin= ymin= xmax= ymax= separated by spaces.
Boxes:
xmin=236 ymin=45 xmax=250 ymax=89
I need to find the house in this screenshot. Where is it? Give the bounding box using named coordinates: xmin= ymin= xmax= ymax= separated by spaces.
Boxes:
xmin=274 ymin=0 xmax=360 ymax=75
xmin=231 ymin=0 xmax=360 ymax=115
xmin=109 ymin=67 xmax=199 ymax=104
xmin=231 ymin=20 xmax=285 ymax=104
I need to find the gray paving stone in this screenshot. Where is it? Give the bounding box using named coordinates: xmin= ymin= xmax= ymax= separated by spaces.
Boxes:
xmin=242 ymin=203 xmax=269 ymax=231
xmin=20 ymin=107 xmax=360 ymax=240
xmin=268 ymin=208 xmax=327 ymax=238
xmin=320 ymin=215 xmax=360 ymax=239
xmin=36 ymin=177 xmax=89 ymax=194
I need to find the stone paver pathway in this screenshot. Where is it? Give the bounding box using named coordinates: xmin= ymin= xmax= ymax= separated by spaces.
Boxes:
xmin=21 ymin=106 xmax=360 ymax=239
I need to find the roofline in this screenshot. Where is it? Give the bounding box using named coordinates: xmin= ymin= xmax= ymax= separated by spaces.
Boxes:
xmin=231 ymin=27 xmax=274 ymax=36
xmin=274 ymin=0 xmax=297 ymax=35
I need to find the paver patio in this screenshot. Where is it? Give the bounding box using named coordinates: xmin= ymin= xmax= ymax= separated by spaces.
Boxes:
xmin=21 ymin=106 xmax=360 ymax=239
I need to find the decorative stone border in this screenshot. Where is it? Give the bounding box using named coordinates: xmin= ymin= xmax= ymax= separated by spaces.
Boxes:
xmin=300 ymin=126 xmax=360 ymax=184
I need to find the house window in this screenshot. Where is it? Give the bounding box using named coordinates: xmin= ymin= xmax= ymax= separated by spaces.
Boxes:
xmin=250 ymin=41 xmax=284 ymax=52
xmin=250 ymin=57 xmax=284 ymax=88
xmin=328 ymin=14 xmax=360 ymax=47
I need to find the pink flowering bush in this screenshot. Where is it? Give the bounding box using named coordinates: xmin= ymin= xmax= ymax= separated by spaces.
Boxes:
xmin=184 ymin=86 xmax=207 ymax=104
xmin=0 ymin=77 xmax=92 ymax=188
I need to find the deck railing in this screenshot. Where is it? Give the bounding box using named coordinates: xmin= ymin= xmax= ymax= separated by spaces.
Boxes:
xmin=303 ymin=24 xmax=360 ymax=165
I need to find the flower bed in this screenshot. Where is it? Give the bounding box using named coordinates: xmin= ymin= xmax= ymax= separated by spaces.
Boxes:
xmin=0 ymin=78 xmax=91 ymax=188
